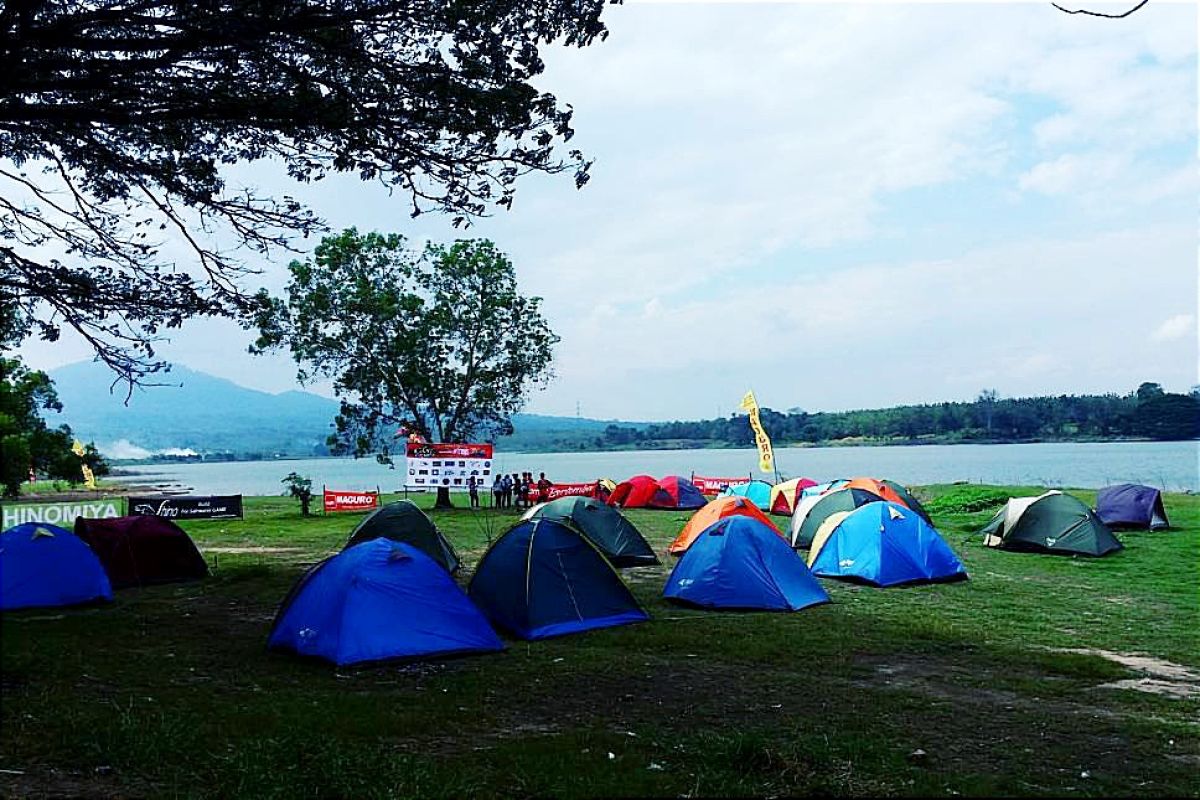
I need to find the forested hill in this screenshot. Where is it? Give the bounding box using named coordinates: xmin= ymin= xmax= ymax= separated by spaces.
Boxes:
xmin=588 ymin=384 xmax=1200 ymax=450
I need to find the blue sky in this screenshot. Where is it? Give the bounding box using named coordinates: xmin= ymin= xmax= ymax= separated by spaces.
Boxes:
xmin=23 ymin=1 xmax=1199 ymax=421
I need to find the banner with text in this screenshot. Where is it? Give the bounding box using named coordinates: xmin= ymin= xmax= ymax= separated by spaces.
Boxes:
xmin=405 ymin=443 xmax=495 ymax=491
xmin=0 ymin=498 xmax=124 ymax=529
xmin=739 ymin=390 xmax=775 ymax=474
xmin=323 ymin=489 xmax=379 ymax=513
xmin=530 ymin=482 xmax=601 ymax=503
xmin=691 ymin=475 xmax=752 ymax=496
xmin=128 ymin=495 xmax=244 ymax=520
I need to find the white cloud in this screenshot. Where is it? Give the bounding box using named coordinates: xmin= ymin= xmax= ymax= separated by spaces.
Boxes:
xmin=1151 ymin=314 xmax=1196 ymax=342
xmin=16 ymin=3 xmax=1198 ymax=421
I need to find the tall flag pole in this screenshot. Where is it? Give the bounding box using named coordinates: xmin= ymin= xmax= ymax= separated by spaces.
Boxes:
xmin=739 ymin=391 xmax=777 ymax=479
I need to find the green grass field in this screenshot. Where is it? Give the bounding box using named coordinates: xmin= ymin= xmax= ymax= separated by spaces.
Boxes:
xmin=2 ymin=485 xmax=1198 ymax=798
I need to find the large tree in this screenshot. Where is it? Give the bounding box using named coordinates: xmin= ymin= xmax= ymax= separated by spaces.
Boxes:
xmin=253 ymin=229 xmax=557 ymax=506
xmin=0 ymin=355 xmax=108 ymax=497
xmin=1 ymin=0 xmax=607 ymax=383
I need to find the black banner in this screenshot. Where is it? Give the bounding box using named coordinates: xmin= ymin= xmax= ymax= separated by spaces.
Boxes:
xmin=127 ymin=495 xmax=244 ymax=520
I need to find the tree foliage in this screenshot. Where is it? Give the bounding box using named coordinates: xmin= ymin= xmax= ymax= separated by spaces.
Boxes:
xmin=281 ymin=471 xmax=314 ymax=516
xmin=0 ymin=356 xmax=107 ymax=497
xmin=254 ymin=230 xmax=558 ymax=468
xmin=1 ymin=0 xmax=608 ymax=382
xmin=590 ymin=384 xmax=1199 ymax=449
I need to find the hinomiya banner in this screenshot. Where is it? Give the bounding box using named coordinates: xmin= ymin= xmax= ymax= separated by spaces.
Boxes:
xmin=128 ymin=495 xmax=244 ymax=520
xmin=739 ymin=390 xmax=775 ymax=474
xmin=0 ymin=498 xmax=124 ymax=529
xmin=405 ymin=442 xmax=494 ymax=491
xmin=691 ymin=475 xmax=752 ymax=495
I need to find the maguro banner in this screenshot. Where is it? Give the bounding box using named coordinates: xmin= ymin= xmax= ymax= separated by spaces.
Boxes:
xmin=532 ymin=483 xmax=600 ymax=503
xmin=323 ymin=489 xmax=379 ymax=513
xmin=405 ymin=442 xmax=494 ymax=491
xmin=691 ymin=475 xmax=752 ymax=496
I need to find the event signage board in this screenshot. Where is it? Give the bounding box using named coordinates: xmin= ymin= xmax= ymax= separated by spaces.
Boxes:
xmin=532 ymin=482 xmax=600 ymax=503
xmin=128 ymin=495 xmax=244 ymax=520
xmin=691 ymin=475 xmax=752 ymax=496
xmin=405 ymin=443 xmax=494 ymax=491
xmin=323 ymin=489 xmax=380 ymax=513
xmin=0 ymin=498 xmax=124 ymax=529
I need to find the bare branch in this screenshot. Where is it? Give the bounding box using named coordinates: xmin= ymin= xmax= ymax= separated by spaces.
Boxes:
xmin=1051 ymin=0 xmax=1150 ymax=18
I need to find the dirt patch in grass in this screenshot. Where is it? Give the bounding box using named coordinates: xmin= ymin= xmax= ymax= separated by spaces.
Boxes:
xmin=1049 ymin=648 xmax=1200 ymax=699
xmin=0 ymin=768 xmax=156 ymax=800
xmin=201 ymin=546 xmax=306 ymax=555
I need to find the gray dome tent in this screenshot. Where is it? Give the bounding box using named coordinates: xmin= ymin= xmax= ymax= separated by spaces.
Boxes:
xmin=343 ymin=501 xmax=460 ymax=573
xmin=523 ymin=497 xmax=659 ymax=567
xmin=980 ymin=491 xmax=1122 ymax=557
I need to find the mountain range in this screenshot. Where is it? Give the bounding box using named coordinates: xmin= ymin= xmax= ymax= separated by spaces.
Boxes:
xmin=48 ymin=361 xmax=637 ymax=460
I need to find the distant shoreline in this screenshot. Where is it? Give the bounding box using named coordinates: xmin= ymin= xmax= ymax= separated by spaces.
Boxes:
xmin=104 ymin=434 xmax=1191 ymax=467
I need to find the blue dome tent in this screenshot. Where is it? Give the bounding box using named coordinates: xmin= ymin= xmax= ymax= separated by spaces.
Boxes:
xmin=808 ymin=502 xmax=968 ymax=587
xmin=1 ymin=523 xmax=113 ymax=611
xmin=269 ymin=539 xmax=503 ymax=666
xmin=720 ymin=480 xmax=773 ymax=510
xmin=468 ymin=519 xmax=648 ymax=640
xmin=663 ymin=516 xmax=829 ymax=612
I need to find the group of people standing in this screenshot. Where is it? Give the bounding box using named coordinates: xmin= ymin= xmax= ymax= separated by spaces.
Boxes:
xmin=487 ymin=471 xmax=552 ymax=510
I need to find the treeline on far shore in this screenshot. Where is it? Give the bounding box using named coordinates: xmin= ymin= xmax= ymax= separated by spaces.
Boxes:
xmin=570 ymin=383 xmax=1200 ymax=452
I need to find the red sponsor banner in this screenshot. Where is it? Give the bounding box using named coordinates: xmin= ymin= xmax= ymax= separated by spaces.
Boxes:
xmin=323 ymin=489 xmax=379 ymax=513
xmin=691 ymin=475 xmax=751 ymax=496
xmin=531 ymin=482 xmax=600 ymax=503
xmin=405 ymin=442 xmax=494 ymax=460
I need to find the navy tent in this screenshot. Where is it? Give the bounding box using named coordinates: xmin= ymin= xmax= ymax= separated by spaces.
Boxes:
xmin=343 ymin=500 xmax=460 ymax=573
xmin=1 ymin=523 xmax=113 ymax=611
xmin=1095 ymin=484 xmax=1170 ymax=531
xmin=808 ymin=502 xmax=967 ymax=587
xmin=269 ymin=539 xmax=503 ymax=666
xmin=525 ymin=497 xmax=659 ymax=567
xmin=468 ymin=519 xmax=648 ymax=640
xmin=663 ymin=516 xmax=830 ymax=612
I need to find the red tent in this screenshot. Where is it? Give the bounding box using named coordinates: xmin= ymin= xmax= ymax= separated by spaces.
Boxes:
xmin=607 ymin=475 xmax=663 ymax=508
xmin=653 ymin=476 xmax=708 ymax=510
xmin=74 ymin=515 xmax=208 ymax=589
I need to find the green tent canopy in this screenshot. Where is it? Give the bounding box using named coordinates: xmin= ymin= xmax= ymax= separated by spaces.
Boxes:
xmin=980 ymin=491 xmax=1122 ymax=557
xmin=525 ymin=497 xmax=659 ymax=567
xmin=343 ymin=501 xmax=461 ymax=573
xmin=791 ymin=487 xmax=884 ymax=549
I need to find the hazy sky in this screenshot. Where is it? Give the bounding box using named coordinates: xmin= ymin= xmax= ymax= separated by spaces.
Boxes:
xmin=22 ymin=1 xmax=1199 ymax=421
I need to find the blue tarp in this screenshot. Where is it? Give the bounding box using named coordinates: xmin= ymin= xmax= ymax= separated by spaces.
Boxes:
xmin=663 ymin=516 xmax=829 ymax=611
xmin=269 ymin=539 xmax=503 ymax=666
xmin=0 ymin=523 xmax=113 ymax=611
xmin=809 ymin=502 xmax=968 ymax=587
xmin=469 ymin=519 xmax=648 ymax=640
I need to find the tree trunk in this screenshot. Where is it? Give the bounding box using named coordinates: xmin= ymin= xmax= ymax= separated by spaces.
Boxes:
xmin=435 ymin=487 xmax=454 ymax=509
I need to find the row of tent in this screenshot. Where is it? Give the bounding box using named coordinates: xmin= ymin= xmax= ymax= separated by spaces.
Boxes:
xmin=1 ymin=515 xmax=208 ymax=611
xmin=270 ymin=489 xmax=974 ymax=665
xmin=1 ymin=481 xmax=1173 ymax=667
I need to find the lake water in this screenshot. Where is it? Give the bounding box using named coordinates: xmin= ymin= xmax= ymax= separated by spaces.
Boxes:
xmin=117 ymin=441 xmax=1198 ymax=496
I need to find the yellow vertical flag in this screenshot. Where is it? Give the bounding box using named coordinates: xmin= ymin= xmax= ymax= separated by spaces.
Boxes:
xmin=739 ymin=390 xmax=775 ymax=474
xmin=72 ymin=439 xmax=96 ymax=488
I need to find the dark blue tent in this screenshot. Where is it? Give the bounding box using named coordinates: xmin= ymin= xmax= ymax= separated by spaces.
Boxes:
xmin=1 ymin=523 xmax=113 ymax=611
xmin=468 ymin=519 xmax=648 ymax=640
xmin=1095 ymin=484 xmax=1169 ymax=531
xmin=808 ymin=502 xmax=967 ymax=587
xmin=269 ymin=539 xmax=503 ymax=666
xmin=663 ymin=516 xmax=830 ymax=612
